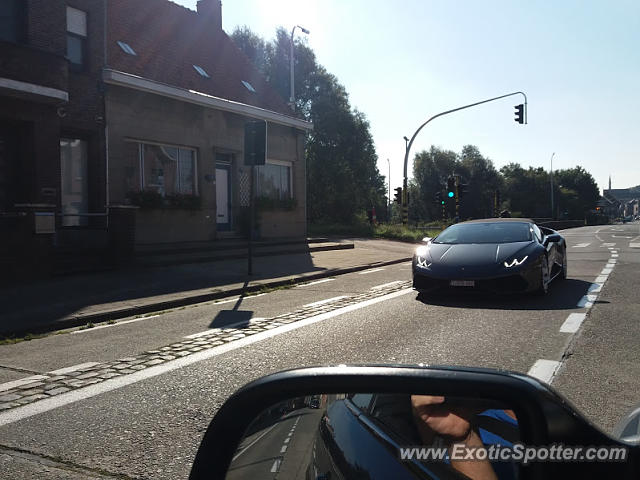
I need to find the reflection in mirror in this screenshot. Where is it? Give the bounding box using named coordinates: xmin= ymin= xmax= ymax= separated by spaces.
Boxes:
xmin=226 ymin=394 xmax=519 ymax=480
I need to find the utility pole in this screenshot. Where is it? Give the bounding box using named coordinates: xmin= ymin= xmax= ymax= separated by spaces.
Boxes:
xmin=550 ymin=152 xmax=555 ymax=220
xmin=387 ymin=158 xmax=391 ymax=222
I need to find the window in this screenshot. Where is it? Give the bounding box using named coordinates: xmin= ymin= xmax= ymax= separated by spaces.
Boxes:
xmin=60 ymin=138 xmax=89 ymax=226
xmin=348 ymin=394 xmax=374 ymax=412
xmin=256 ymin=160 xmax=291 ymax=200
xmin=193 ymin=65 xmax=210 ymax=78
xmin=66 ymin=6 xmax=87 ymax=68
xmin=117 ymin=41 xmax=136 ymax=56
xmin=0 ymin=0 xmax=25 ymax=43
xmin=241 ymin=80 xmax=256 ymax=93
xmin=129 ymin=142 xmax=196 ymax=196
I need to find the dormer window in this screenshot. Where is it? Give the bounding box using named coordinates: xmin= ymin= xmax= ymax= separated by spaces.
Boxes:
xmin=193 ymin=65 xmax=210 ymax=78
xmin=117 ymin=41 xmax=137 ymax=56
xmin=241 ymin=80 xmax=256 ymax=93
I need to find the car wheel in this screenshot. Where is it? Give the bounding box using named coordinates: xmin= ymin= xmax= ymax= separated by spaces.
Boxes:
xmin=535 ymin=256 xmax=550 ymax=295
xmin=561 ymin=249 xmax=568 ymax=280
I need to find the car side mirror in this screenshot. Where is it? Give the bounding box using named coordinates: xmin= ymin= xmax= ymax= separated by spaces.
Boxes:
xmin=422 ymin=237 xmax=432 ymax=243
xmin=189 ymin=365 xmax=637 ymax=480
xmin=545 ymin=233 xmax=562 ymax=243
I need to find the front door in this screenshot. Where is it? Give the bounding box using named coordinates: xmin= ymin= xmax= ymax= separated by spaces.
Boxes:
xmin=216 ymin=163 xmax=231 ymax=231
xmin=60 ymin=138 xmax=88 ymax=226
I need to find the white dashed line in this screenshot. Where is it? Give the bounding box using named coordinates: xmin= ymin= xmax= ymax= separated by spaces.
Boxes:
xmin=612 ymin=254 xmax=619 ymax=258
xmin=528 ymin=360 xmax=561 ymax=384
xmin=588 ymin=283 xmax=602 ymax=293
xmin=296 ymin=279 xmax=335 ymax=287
xmin=572 ymin=243 xmax=591 ymax=248
xmin=0 ymin=288 xmax=415 ymax=427
xmin=48 ymin=362 xmax=101 ymax=376
xmin=601 ymin=243 xmax=616 ymax=247
xmin=577 ymin=294 xmax=597 ymax=309
xmin=0 ymin=375 xmax=50 ymax=393
xmin=303 ymin=296 xmax=348 ymax=308
xmin=609 ymin=259 xmax=617 ymax=264
xmin=284 ymin=437 xmax=290 ymax=443
xmin=630 ymin=243 xmax=640 ymax=249
xmin=371 ymin=281 xmax=404 ymax=289
xmin=280 ymin=445 xmax=288 ymax=453
xmin=601 ymin=268 xmax=613 ymax=275
xmin=232 ymin=423 xmax=277 ymax=461
xmin=70 ymin=316 xmax=159 ymax=335
xmin=560 ymin=313 xmax=587 ymax=333
xmin=271 ymin=459 xmax=281 ymax=473
xmin=358 ymin=268 xmax=385 ymax=275
xmin=595 ymin=275 xmax=609 ymax=284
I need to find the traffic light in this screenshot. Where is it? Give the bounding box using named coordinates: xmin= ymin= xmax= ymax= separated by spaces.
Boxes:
xmin=458 ymin=182 xmax=469 ymax=198
xmin=447 ymin=177 xmax=456 ymax=198
xmin=434 ymin=191 xmax=443 ymax=204
xmin=514 ymin=104 xmax=524 ymax=124
xmin=393 ymin=187 xmax=402 ymax=203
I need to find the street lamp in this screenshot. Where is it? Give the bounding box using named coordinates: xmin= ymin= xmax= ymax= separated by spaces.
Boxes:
xmin=290 ymin=25 xmax=309 ymax=111
xmin=550 ymin=152 xmax=555 ymax=220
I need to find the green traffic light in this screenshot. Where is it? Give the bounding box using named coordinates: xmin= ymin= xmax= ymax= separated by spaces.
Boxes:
xmin=448 ymin=191 xmax=454 ymax=198
xmin=441 ymin=200 xmax=445 ymax=205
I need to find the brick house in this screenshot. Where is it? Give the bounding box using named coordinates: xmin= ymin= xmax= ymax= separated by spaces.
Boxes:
xmin=104 ymin=0 xmax=312 ymax=244
xmin=0 ymin=0 xmax=311 ymax=282
xmin=0 ymin=0 xmax=107 ymax=280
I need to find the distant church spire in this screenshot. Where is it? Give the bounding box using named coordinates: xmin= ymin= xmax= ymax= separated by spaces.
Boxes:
xmin=609 ymin=175 xmax=611 ymax=190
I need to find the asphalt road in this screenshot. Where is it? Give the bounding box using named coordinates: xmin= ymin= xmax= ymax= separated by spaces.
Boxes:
xmin=0 ymin=223 xmax=638 ymax=479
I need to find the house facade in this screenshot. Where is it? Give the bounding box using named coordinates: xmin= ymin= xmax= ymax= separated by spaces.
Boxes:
xmin=0 ymin=0 xmax=311 ymax=282
xmin=105 ymin=0 xmax=311 ymax=244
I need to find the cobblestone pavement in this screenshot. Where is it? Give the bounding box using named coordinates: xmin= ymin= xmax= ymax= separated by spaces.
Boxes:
xmin=0 ymin=281 xmax=413 ymax=412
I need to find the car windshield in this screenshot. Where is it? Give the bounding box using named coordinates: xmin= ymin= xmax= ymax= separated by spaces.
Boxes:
xmin=433 ymin=222 xmax=532 ymax=244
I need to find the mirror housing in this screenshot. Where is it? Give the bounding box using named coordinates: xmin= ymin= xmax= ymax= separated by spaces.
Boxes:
xmin=545 ymin=233 xmax=562 ymax=243
xmin=189 ymin=365 xmax=636 ymax=479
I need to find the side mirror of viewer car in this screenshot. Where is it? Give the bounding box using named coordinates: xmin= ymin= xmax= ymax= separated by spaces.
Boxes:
xmin=189 ymin=365 xmax=639 ymax=480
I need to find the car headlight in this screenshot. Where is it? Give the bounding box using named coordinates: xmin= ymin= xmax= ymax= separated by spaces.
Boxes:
xmin=415 ymin=246 xmax=431 ymax=268
xmin=504 ymin=256 xmax=528 ymax=268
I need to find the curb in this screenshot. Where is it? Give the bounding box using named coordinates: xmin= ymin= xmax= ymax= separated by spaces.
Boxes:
xmin=4 ymin=256 xmax=413 ymax=337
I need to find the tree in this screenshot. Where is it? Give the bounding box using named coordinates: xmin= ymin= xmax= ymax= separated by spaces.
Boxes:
xmin=231 ymin=26 xmax=386 ymax=224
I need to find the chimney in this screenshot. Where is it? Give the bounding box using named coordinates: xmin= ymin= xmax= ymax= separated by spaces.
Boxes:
xmin=197 ymin=0 xmax=222 ymax=30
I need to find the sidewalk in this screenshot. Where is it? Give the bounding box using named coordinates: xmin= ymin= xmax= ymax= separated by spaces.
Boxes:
xmin=1 ymin=239 xmax=416 ymax=337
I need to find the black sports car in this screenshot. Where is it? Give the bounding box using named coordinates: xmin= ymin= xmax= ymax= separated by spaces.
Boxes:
xmin=412 ymin=218 xmax=567 ymax=295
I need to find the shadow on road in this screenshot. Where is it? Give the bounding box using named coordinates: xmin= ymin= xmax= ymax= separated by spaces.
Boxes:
xmin=415 ymin=279 xmax=595 ymax=310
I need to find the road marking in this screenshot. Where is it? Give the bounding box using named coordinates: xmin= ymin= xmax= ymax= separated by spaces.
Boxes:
xmin=601 ymin=243 xmax=616 ymax=247
xmin=612 ymin=235 xmax=632 ymax=238
xmin=232 ymin=423 xmax=278 ymax=461
xmin=184 ymin=319 xmax=266 ymax=339
xmin=588 ymin=283 xmax=602 ymax=293
xmin=358 ymin=268 xmax=385 ymax=274
xmin=577 ymin=294 xmax=598 ymax=309
xmin=270 ymin=459 xmax=281 ymax=473
xmin=572 ymin=243 xmax=591 ymax=248
xmin=48 ymin=362 xmax=101 ymax=376
xmin=401 ymin=262 xmax=413 ymax=266
xmin=595 ymin=275 xmax=608 ymax=283
xmin=528 ymin=360 xmax=561 ymax=384
xmin=280 ymin=445 xmax=288 ymax=453
xmin=0 ymin=375 xmax=50 ymax=393
xmin=605 ymin=263 xmax=615 ymax=269
xmin=0 ymin=288 xmax=414 ymax=427
xmin=630 ymin=243 xmax=640 ymax=248
xmin=371 ymin=281 xmax=404 ymax=289
xmin=284 ymin=437 xmax=290 ymax=443
xmin=612 ymin=254 xmax=619 ymax=258
xmin=70 ymin=315 xmax=160 ymax=335
xmin=601 ymin=268 xmax=613 ymax=275
xmin=296 ymin=278 xmax=335 ymax=287
xmin=560 ymin=313 xmax=586 ymax=333
xmin=609 ymin=259 xmax=617 ymax=264
xmin=303 ymin=296 xmax=348 ymax=308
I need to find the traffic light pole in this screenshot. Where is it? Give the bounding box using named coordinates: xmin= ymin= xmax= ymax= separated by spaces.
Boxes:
xmin=402 ymin=91 xmax=528 ymax=224
xmin=455 ymin=175 xmax=460 ymax=219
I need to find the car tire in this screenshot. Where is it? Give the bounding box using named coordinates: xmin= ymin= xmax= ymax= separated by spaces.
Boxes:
xmin=535 ymin=256 xmax=550 ymax=296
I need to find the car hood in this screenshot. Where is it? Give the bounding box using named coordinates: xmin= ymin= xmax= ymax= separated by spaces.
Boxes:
xmin=428 ymin=241 xmax=533 ymax=267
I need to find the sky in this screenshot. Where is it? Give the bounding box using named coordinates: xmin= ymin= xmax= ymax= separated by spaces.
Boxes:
xmin=175 ymin=0 xmax=640 ymax=194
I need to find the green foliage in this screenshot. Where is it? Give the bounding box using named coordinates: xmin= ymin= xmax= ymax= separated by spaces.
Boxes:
xmin=231 ymin=27 xmax=386 ymax=224
xmin=373 ymin=224 xmax=441 ymax=243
